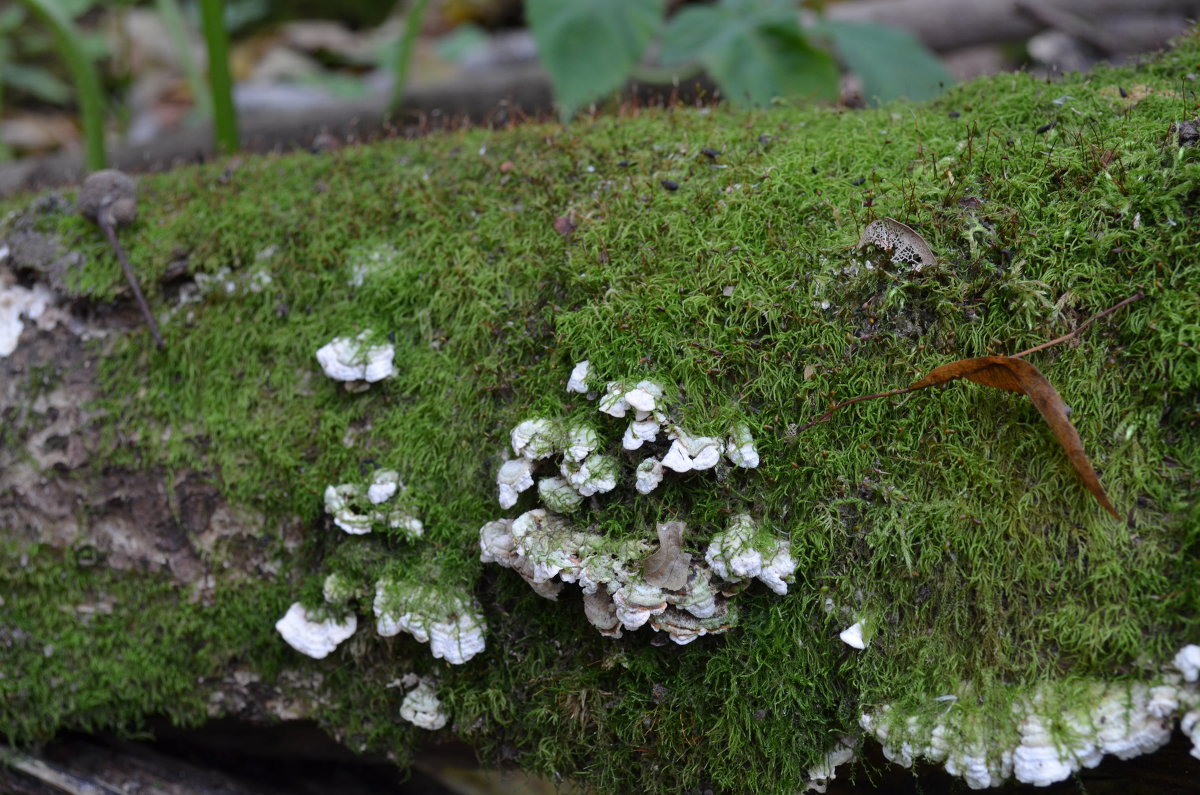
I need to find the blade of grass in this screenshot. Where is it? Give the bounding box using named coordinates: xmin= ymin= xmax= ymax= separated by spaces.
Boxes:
xmin=388 ymin=0 xmax=430 ymax=116
xmin=198 ymin=0 xmax=237 ymax=153
xmin=16 ymin=0 xmax=106 ymax=170
xmin=155 ymin=0 xmax=212 ymax=120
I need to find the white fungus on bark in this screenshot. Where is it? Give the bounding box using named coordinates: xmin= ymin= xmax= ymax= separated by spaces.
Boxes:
xmin=861 ymin=675 xmax=1199 ymax=790
xmin=510 ymin=418 xmax=557 ymax=459
xmin=839 ymin=621 xmax=867 ymax=650
xmin=315 ymin=330 xmax=396 ymax=385
xmin=635 ymin=458 xmax=664 ymax=494
xmin=704 ymin=514 xmax=796 ymax=595
xmin=399 ymin=680 xmax=448 ymax=730
xmin=323 ymin=484 xmax=373 ymax=534
xmin=538 ymin=476 xmax=583 ymax=513
xmin=563 ymin=424 xmax=600 ymax=463
xmin=566 ymin=360 xmax=591 ymax=394
xmin=725 ymin=424 xmax=760 ymax=468
xmin=622 ymin=417 xmax=661 ymax=450
xmin=662 ymin=429 xmax=724 ymax=473
xmin=597 ymin=381 xmax=630 ymax=418
xmin=497 ymin=458 xmax=535 ymax=509
xmin=324 ymin=472 xmax=422 ymax=538
xmin=366 ymin=470 xmax=401 ymax=504
xmin=275 ymin=602 xmax=357 ymax=659
xmin=373 ymin=579 xmax=486 ymax=665
xmin=1174 ymin=644 xmax=1200 ymax=682
xmin=0 ymin=276 xmax=56 ymax=358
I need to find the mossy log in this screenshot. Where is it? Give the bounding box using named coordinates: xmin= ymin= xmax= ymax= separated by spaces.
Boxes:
xmin=2 ymin=32 xmax=1199 ymax=795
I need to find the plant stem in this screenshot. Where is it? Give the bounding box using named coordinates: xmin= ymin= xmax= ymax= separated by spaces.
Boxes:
xmin=17 ymin=0 xmax=106 ymax=170
xmin=155 ymin=0 xmax=212 ymax=120
xmin=389 ymin=0 xmax=430 ymax=116
xmin=100 ymin=220 xmax=165 ymax=350
xmin=198 ymin=0 xmax=238 ymax=153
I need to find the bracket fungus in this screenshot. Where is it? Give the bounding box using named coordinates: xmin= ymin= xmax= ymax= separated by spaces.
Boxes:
xmin=704 ymin=514 xmax=796 ymax=596
xmin=274 ymin=602 xmax=357 ymax=659
xmin=859 ymin=661 xmax=1200 ymax=790
xmin=399 ymin=680 xmax=448 ymax=730
xmin=373 ymin=579 xmax=486 ymax=665
xmin=316 ymin=330 xmax=396 ymax=387
xmin=565 ymin=359 xmax=591 ymax=394
xmin=496 ymin=458 xmax=535 ymax=509
xmin=323 ymin=471 xmax=422 ymax=539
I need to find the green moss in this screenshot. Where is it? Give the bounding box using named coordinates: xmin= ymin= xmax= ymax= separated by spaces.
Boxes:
xmin=3 ymin=31 xmax=1200 ymax=794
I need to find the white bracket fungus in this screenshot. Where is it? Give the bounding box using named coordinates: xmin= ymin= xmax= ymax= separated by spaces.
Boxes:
xmin=324 ymin=471 xmax=422 ymax=539
xmin=564 ymin=424 xmax=600 ymax=463
xmin=316 ymin=330 xmax=396 ymax=386
xmin=274 ymin=602 xmax=357 ymax=659
xmin=725 ymin=423 xmax=760 ymax=468
xmin=862 ymin=675 xmax=1199 ymax=790
xmin=704 ymin=514 xmax=796 ymax=595
xmin=0 ymin=274 xmax=56 ymax=358
xmin=497 ymin=458 xmax=535 ymax=509
xmin=561 ymin=454 xmax=618 ymax=497
xmin=367 ymin=469 xmax=401 ymax=504
xmin=1174 ymin=644 xmax=1200 ymax=682
xmin=480 ymin=510 xmax=790 ymax=646
xmin=373 ymin=579 xmax=486 ymax=665
xmin=662 ymin=429 xmax=724 ymax=473
xmin=839 ymin=621 xmax=868 ymax=650
xmin=566 ymin=360 xmax=591 ymax=394
xmin=511 ymin=417 xmax=558 ymax=459
xmin=399 ymin=680 xmax=449 ymax=730
xmin=635 ymin=458 xmax=664 ymax=494
xmin=538 ymin=476 xmax=584 ymax=513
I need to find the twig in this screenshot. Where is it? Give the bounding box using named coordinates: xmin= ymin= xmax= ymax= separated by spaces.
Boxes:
xmin=797 ymin=290 xmax=1144 ymax=433
xmin=100 ymin=221 xmax=165 ymax=350
xmin=1010 ymin=290 xmax=1144 ymax=359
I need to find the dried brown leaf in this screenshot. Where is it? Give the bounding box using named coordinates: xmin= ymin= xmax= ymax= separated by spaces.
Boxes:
xmin=856 ymin=217 xmax=937 ymax=271
xmin=643 ymin=521 xmax=690 ymax=591
xmin=911 ymin=356 xmax=1120 ymax=518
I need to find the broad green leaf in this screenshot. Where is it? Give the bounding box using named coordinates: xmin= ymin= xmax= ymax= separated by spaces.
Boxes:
xmin=813 ymin=20 xmax=951 ymax=105
xmin=661 ymin=0 xmax=838 ymax=107
xmin=527 ymin=0 xmax=665 ymax=121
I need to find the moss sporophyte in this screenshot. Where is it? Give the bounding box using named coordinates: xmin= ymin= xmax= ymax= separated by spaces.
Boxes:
xmin=4 ymin=33 xmax=1200 ymax=795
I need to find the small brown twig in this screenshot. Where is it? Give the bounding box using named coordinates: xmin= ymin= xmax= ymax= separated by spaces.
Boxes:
xmin=1010 ymin=290 xmax=1144 ymax=359
xmin=99 ymin=220 xmax=165 ymax=350
xmin=797 ymin=290 xmax=1145 ymax=433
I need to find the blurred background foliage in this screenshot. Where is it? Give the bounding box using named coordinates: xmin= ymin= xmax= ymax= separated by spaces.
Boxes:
xmin=0 ymin=0 xmax=952 ymax=169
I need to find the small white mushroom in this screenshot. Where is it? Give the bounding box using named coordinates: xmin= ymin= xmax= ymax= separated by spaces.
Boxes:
xmin=662 ymin=429 xmax=724 ymax=472
xmin=275 ymin=602 xmax=357 ymax=659
xmin=367 ymin=470 xmax=401 ymax=504
xmin=538 ymin=476 xmax=583 ymax=513
xmin=399 ymin=680 xmax=448 ymax=730
xmin=839 ymin=621 xmax=867 ymax=650
xmin=497 ymin=458 xmax=535 ymax=509
xmin=324 ymin=484 xmax=373 ymax=534
xmin=561 ymin=454 xmax=618 ymax=497
xmin=725 ymin=424 xmax=760 ymax=468
xmin=598 ymin=382 xmax=630 ymax=417
xmin=635 ymin=459 xmax=664 ymax=494
xmin=566 ymin=360 xmax=591 ymax=394
xmin=316 ymin=330 xmax=396 ymax=384
xmin=510 ymin=418 xmax=557 ymax=459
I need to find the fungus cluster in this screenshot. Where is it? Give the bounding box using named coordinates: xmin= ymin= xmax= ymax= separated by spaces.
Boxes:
xmin=274 ymin=602 xmax=357 ymax=660
xmin=481 ymin=510 xmax=793 ymax=645
xmin=323 ymin=469 xmax=422 ymax=539
xmin=399 ymin=679 xmax=448 ymax=730
xmin=480 ymin=361 xmax=786 ymax=645
xmin=854 ymin=645 xmax=1200 ymax=789
xmin=494 ymin=361 xmax=758 ymax=512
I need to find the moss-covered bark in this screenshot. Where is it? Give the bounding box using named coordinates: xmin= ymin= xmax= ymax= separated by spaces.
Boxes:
xmin=2 ymin=32 xmax=1198 ymax=794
